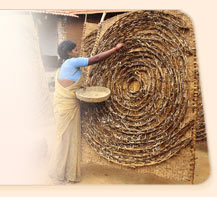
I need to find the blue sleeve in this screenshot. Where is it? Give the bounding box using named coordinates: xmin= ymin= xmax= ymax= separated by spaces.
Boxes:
xmin=69 ymin=57 xmax=89 ymax=68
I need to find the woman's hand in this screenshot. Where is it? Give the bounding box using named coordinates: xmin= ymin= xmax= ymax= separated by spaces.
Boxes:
xmin=115 ymin=43 xmax=124 ymax=50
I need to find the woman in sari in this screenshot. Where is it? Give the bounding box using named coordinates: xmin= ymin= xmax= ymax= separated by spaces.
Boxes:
xmin=48 ymin=40 xmax=123 ymax=184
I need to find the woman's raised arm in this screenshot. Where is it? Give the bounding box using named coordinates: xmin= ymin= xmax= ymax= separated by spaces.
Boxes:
xmin=88 ymin=43 xmax=124 ymax=65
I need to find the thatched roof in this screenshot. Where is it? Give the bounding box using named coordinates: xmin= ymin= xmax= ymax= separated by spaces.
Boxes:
xmin=31 ymin=9 xmax=130 ymax=18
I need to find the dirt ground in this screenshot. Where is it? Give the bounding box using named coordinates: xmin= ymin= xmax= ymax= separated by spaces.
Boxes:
xmin=41 ymin=140 xmax=209 ymax=185
xmin=79 ymin=142 xmax=210 ymax=184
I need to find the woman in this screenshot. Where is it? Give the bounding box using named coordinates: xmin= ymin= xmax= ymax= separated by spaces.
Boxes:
xmin=48 ymin=40 xmax=124 ymax=184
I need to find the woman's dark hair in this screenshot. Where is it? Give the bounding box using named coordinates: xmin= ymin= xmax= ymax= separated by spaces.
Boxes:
xmin=57 ymin=40 xmax=76 ymax=67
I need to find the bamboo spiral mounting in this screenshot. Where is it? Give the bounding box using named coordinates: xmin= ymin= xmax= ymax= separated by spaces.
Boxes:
xmin=81 ymin=10 xmax=196 ymax=167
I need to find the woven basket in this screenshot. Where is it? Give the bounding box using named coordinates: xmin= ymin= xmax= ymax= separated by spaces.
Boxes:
xmin=76 ymin=86 xmax=111 ymax=103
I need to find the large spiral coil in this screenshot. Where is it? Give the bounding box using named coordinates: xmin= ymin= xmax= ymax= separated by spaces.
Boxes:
xmin=81 ymin=10 xmax=196 ymax=167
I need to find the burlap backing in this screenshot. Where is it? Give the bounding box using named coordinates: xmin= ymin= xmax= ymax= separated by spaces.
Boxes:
xmin=79 ymin=10 xmax=207 ymax=184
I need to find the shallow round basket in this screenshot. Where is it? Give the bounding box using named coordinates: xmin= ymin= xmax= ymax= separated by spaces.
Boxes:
xmin=76 ymin=86 xmax=111 ymax=103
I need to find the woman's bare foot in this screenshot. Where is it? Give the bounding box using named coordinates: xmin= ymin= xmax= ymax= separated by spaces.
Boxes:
xmin=51 ymin=179 xmax=66 ymax=185
xmin=67 ymin=180 xmax=81 ymax=184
